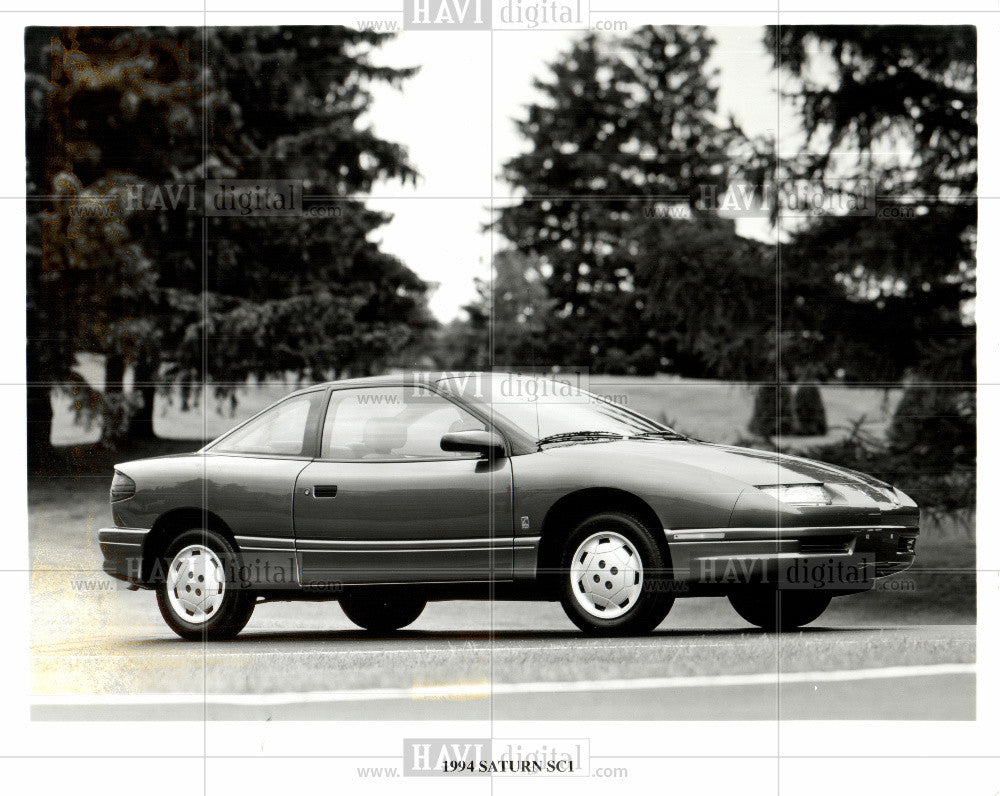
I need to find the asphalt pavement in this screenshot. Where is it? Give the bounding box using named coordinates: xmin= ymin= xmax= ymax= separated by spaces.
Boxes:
xmin=30 ymin=579 xmax=975 ymax=721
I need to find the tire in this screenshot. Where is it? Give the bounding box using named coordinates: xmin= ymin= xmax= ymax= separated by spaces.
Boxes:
xmin=559 ymin=511 xmax=674 ymax=636
xmin=340 ymin=591 xmax=426 ymax=632
xmin=156 ymin=528 xmax=255 ymax=641
xmin=728 ymin=589 xmax=832 ymax=631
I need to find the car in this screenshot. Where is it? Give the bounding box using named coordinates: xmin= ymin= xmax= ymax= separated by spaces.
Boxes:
xmin=98 ymin=372 xmax=919 ymax=639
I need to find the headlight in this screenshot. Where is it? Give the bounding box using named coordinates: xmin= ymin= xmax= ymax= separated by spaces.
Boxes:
xmin=758 ymin=483 xmax=831 ymax=506
xmin=110 ymin=471 xmax=136 ymax=502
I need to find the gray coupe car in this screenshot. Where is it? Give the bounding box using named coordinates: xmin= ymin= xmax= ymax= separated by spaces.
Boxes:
xmin=99 ymin=373 xmax=919 ymax=639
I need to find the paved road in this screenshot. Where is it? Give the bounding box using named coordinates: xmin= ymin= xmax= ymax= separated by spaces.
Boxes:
xmin=31 ymin=577 xmax=975 ymax=720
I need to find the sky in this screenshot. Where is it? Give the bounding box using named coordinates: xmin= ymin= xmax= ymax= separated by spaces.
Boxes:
xmin=365 ymin=27 xmax=783 ymax=322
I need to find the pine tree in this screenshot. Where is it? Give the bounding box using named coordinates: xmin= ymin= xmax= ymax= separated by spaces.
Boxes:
xmin=26 ymin=26 xmax=433 ymax=453
xmin=793 ymin=385 xmax=827 ymax=436
xmin=26 ymin=27 xmax=200 ymax=455
xmin=749 ymin=383 xmax=794 ymax=439
xmin=768 ymin=26 xmax=975 ymax=467
xmin=494 ymin=27 xmax=732 ymax=372
xmin=439 ymin=250 xmax=555 ymax=370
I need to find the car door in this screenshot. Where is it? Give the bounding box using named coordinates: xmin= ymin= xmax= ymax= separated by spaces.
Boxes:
xmin=293 ymin=384 xmax=514 ymax=585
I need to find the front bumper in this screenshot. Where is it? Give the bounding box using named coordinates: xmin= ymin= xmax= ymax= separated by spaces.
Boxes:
xmin=666 ymin=524 xmax=919 ymax=593
xmin=98 ymin=527 xmax=151 ymax=586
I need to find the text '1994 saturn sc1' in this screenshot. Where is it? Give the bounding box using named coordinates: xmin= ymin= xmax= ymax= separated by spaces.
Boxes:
xmin=99 ymin=372 xmax=918 ymax=639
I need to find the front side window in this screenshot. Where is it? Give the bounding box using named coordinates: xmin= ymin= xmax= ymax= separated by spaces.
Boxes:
xmin=212 ymin=392 xmax=321 ymax=456
xmin=321 ymin=386 xmax=486 ymax=460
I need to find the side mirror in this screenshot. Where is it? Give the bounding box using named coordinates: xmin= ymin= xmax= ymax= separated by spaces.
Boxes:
xmin=440 ymin=429 xmax=505 ymax=459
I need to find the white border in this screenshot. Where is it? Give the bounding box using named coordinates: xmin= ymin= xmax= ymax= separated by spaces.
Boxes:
xmin=1 ymin=2 xmax=995 ymax=793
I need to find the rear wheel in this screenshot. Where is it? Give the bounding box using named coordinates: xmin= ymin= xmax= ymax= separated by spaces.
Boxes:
xmin=559 ymin=512 xmax=674 ymax=636
xmin=728 ymin=589 xmax=831 ymax=631
xmin=156 ymin=528 xmax=255 ymax=640
xmin=340 ymin=591 xmax=426 ymax=632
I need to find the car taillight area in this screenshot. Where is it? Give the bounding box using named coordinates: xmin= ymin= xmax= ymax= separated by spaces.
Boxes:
xmin=110 ymin=471 xmax=136 ymax=502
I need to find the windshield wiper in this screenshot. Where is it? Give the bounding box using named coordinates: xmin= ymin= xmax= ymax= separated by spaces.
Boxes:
xmin=630 ymin=430 xmax=687 ymax=440
xmin=537 ymin=431 xmax=625 ymax=448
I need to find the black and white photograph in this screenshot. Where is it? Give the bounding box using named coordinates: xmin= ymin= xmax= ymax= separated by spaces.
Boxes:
xmin=4 ymin=0 xmax=996 ymax=793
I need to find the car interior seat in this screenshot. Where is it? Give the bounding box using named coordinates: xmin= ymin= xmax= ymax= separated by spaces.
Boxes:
xmin=360 ymin=416 xmax=408 ymax=458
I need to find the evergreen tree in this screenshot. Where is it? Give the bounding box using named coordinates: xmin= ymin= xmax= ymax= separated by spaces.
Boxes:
xmin=793 ymin=384 xmax=827 ymax=436
xmin=433 ymin=250 xmax=554 ymax=371
xmin=631 ymin=215 xmax=776 ymax=379
xmin=767 ymin=26 xmax=975 ymax=382
xmin=494 ymin=27 xmax=732 ymax=372
xmin=768 ymin=25 xmax=975 ymax=465
xmin=26 ymin=27 xmax=204 ymax=455
xmin=748 ymin=382 xmax=794 ymax=439
xmin=26 ymin=26 xmax=433 ymax=454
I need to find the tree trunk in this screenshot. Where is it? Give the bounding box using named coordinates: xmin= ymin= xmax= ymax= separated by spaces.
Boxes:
xmin=100 ymin=354 xmax=126 ymax=449
xmin=26 ymin=381 xmax=53 ymax=465
xmin=26 ymin=340 xmax=54 ymax=464
xmin=104 ymin=354 xmax=125 ymax=393
xmin=128 ymin=359 xmax=158 ymax=441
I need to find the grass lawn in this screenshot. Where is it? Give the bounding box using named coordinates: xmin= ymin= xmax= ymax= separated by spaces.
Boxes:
xmin=51 ymin=371 xmax=901 ymax=449
xmin=589 ymin=375 xmax=900 ymax=446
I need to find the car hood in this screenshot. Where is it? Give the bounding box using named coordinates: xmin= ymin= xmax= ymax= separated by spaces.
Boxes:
xmin=556 ymin=439 xmax=891 ymax=490
xmin=673 ymin=442 xmax=893 ymax=487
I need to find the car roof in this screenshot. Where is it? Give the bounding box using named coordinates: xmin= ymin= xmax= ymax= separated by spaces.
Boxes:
xmin=290 ymin=371 xmax=528 ymax=394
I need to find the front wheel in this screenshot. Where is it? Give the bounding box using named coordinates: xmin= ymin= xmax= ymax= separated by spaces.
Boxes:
xmin=559 ymin=512 xmax=674 ymax=636
xmin=340 ymin=591 xmax=426 ymax=632
xmin=156 ymin=528 xmax=256 ymax=640
xmin=728 ymin=589 xmax=832 ymax=631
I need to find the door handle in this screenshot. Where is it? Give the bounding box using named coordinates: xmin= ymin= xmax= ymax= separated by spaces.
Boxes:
xmin=313 ymin=485 xmax=338 ymax=498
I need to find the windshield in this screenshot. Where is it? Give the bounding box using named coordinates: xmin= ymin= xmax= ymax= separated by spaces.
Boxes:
xmin=438 ymin=374 xmax=673 ymax=442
